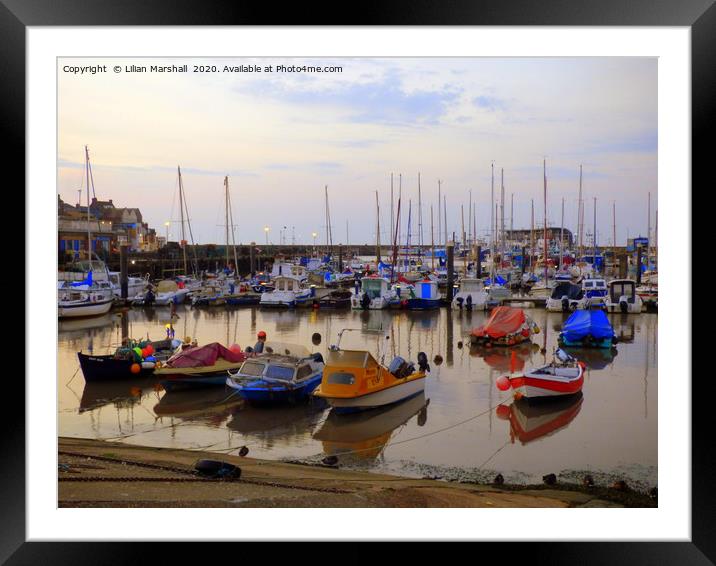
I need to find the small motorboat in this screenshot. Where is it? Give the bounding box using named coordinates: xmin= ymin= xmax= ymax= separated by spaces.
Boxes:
xmin=351 ymin=276 xmax=395 ymax=310
xmin=405 ymin=278 xmax=441 ymax=310
xmin=470 ymin=306 xmax=539 ymax=347
xmin=452 ymin=278 xmax=489 ymax=311
xmin=259 ymin=275 xmax=313 ymax=308
xmin=605 ymin=279 xmax=644 ymax=314
xmin=78 ymin=338 xmax=183 ymax=382
xmin=226 ymin=343 xmax=324 ymax=404
xmin=132 ymin=279 xmax=190 ymax=306
xmin=582 ymin=278 xmax=609 ymax=308
xmin=498 ymin=349 xmax=586 ymax=400
xmin=318 ymin=289 xmax=352 ymax=309
xmin=58 ymin=272 xmax=115 ymax=318
xmin=559 ymin=309 xmax=616 ymax=348
xmin=313 ymin=329 xmax=430 ymax=413
xmin=545 ymin=281 xmax=587 ymax=312
xmin=155 ymin=342 xmax=246 ymax=391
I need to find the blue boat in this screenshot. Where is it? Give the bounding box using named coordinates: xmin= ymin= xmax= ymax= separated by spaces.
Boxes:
xmin=226 ymin=344 xmax=325 ymax=404
xmin=405 ymin=279 xmax=441 ymax=310
xmin=559 ymin=309 xmax=616 ymax=349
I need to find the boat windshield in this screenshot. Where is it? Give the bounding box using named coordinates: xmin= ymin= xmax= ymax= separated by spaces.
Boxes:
xmin=265 ymin=365 xmax=295 ymax=381
xmin=239 ymin=361 xmax=265 ymax=376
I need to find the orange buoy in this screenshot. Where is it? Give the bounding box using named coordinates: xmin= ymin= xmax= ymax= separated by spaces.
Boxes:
xmin=130 ymin=363 xmax=141 ymax=374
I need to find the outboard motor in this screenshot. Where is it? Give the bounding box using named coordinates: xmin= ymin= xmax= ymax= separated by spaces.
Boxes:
xmin=456 ymin=296 xmax=464 ymax=310
xmin=360 ymin=292 xmax=371 ymax=310
xmin=465 ymin=294 xmax=473 ymax=311
xmin=389 ymin=356 xmax=407 ymax=376
xmin=561 ymin=297 xmax=569 ymax=312
xmin=417 ymin=352 xmax=430 ymax=373
xmin=619 ymin=297 xmax=628 ymax=313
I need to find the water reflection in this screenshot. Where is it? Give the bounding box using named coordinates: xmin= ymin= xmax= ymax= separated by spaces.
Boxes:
xmin=59 ymin=307 xmax=657 ymax=486
xmin=314 ymin=393 xmax=429 ymax=462
xmin=496 ymin=393 xmax=584 ymax=445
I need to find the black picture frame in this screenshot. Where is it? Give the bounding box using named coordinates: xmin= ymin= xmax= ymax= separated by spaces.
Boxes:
xmin=7 ymin=0 xmax=707 ymax=561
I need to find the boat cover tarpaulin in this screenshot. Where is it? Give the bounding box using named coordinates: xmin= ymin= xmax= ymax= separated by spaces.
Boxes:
xmin=550 ymin=282 xmax=583 ymax=300
xmin=165 ymin=342 xmax=245 ymax=368
xmin=561 ymin=310 xmax=614 ymax=342
xmin=471 ymin=306 xmax=526 ymax=338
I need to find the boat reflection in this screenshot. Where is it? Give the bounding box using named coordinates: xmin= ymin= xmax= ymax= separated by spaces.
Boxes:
xmin=496 ymin=392 xmax=583 ymax=445
xmin=79 ymin=377 xmax=158 ymax=413
xmin=226 ymin=399 xmax=328 ymax=444
xmin=313 ymin=393 xmax=429 ymax=462
xmin=259 ymin=309 xmax=301 ymax=332
xmin=561 ymin=346 xmax=618 ymax=370
xmin=153 ymin=387 xmax=244 ymax=425
xmin=469 ymin=341 xmax=539 ymax=372
xmin=59 ymin=312 xmax=118 ymax=336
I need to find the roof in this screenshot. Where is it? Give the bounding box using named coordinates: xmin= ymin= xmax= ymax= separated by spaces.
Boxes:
xmin=325 ymin=349 xmax=375 ymax=368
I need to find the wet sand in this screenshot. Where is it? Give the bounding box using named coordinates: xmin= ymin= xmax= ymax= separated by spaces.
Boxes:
xmin=58 ymin=437 xmax=654 ymax=508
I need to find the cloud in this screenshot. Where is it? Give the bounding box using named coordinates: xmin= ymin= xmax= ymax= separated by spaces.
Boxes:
xmin=473 ymin=95 xmax=507 ymax=112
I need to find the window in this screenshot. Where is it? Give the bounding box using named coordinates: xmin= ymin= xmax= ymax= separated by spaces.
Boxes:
xmin=296 ymin=365 xmax=313 ymax=380
xmin=265 ymin=365 xmax=295 ymax=381
xmin=239 ymin=361 xmax=265 ymax=376
xmin=327 ymin=372 xmax=355 ymax=385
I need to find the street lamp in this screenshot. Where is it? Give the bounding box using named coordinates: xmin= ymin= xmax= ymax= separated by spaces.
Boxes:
xmin=264 ymin=226 xmax=269 ymax=246
xmin=312 ymin=232 xmax=317 ymax=256
xmin=164 ymin=221 xmax=170 ymax=245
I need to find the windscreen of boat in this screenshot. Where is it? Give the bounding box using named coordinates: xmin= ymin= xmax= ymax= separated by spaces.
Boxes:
xmin=610 ymin=281 xmax=634 ymax=301
xmin=265 ymin=364 xmax=296 ymax=381
xmin=362 ymin=279 xmax=385 ymax=299
xmin=461 ymin=279 xmax=484 ymax=293
xmin=239 ymin=361 xmax=265 ymax=376
xmin=550 ymin=283 xmax=583 ymax=300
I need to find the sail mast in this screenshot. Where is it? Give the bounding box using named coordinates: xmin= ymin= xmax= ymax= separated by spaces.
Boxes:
xmin=178 ymin=166 xmax=187 ymax=275
xmin=578 ymin=164 xmax=584 ymax=260
xmin=593 ymin=197 xmax=598 ymax=275
xmin=85 ymin=145 xmax=92 ymax=269
xmin=559 ymin=197 xmax=564 ymax=271
xmin=431 ymin=205 xmax=435 ymax=270
xmin=390 ymin=173 xmax=394 ymax=249
xmin=490 ymin=163 xmax=494 ymax=277
xmin=437 ymin=180 xmax=442 ymax=248
xmin=225 ymin=176 xmax=230 ymax=269
xmin=543 ymin=159 xmax=548 ymax=284
xmin=375 ymin=190 xmax=381 ymax=264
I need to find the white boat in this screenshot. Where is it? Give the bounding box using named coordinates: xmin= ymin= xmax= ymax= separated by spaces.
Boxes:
xmin=502 ymin=350 xmax=585 ymax=400
xmin=582 ymin=278 xmax=608 ymax=308
xmin=58 ymin=278 xmax=114 ymax=318
xmin=351 ymin=276 xmax=395 ymax=310
xmin=452 ymin=278 xmax=489 ymax=310
xmin=133 ymin=279 xmax=190 ymax=306
xmin=605 ymin=279 xmax=644 ymax=313
xmin=108 ymin=271 xmax=148 ymax=298
xmin=259 ymin=275 xmax=312 ymax=308
xmin=545 ymin=281 xmax=587 ymax=312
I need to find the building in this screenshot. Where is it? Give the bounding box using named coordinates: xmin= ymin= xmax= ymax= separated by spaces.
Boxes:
xmin=58 ymin=195 xmax=159 ymax=260
xmin=504 ymin=227 xmax=575 ymax=248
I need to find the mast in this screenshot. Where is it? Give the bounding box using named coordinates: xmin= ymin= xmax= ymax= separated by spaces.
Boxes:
xmin=418 ymin=172 xmax=423 ymax=255
xmin=593 ymin=197 xmax=597 ymax=275
xmin=543 ymin=159 xmax=548 ymax=284
xmin=500 ymin=168 xmax=505 ymax=261
xmin=647 ymin=192 xmax=651 ymax=270
xmin=437 ymin=180 xmax=442 ymax=248
xmin=490 ymin=163 xmax=495 ymax=277
xmin=391 ymin=198 xmax=401 ymax=284
xmin=84 ymin=145 xmax=92 ymax=269
xmin=468 ymin=189 xmax=472 ymax=248
xmin=430 ymin=205 xmax=435 ymax=270
xmin=530 ymin=199 xmax=535 ymax=270
xmin=227 ymin=177 xmax=239 ymax=273
xmin=559 ymin=197 xmax=564 ymax=271
xmin=390 ymin=173 xmax=394 ymax=249
xmin=443 ymin=195 xmax=447 ymax=251
xmin=398 ymin=174 xmax=403 ymax=246
xmin=577 ymin=164 xmax=584 ymax=258
xmin=461 ymin=205 xmax=466 ymax=274
xmin=224 ymin=176 xmax=230 ymax=268
xmin=178 ymin=165 xmax=187 ymax=275
xmin=510 ymin=193 xmax=514 ymax=248
xmin=375 ymin=190 xmax=381 ymax=264
xmin=612 ymin=201 xmax=617 ymax=277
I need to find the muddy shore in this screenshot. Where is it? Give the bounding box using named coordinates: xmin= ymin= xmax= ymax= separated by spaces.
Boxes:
xmin=58 ymin=437 xmax=655 ymax=508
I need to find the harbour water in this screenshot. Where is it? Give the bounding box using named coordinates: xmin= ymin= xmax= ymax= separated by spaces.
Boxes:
xmin=58 ymin=306 xmax=657 ymax=490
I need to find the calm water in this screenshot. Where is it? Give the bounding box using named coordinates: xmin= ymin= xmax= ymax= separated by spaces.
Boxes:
xmin=58 ymin=305 xmax=657 ymax=490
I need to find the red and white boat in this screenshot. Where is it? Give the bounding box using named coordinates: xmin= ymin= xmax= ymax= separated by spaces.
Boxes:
xmin=499 ymin=350 xmax=586 ymax=400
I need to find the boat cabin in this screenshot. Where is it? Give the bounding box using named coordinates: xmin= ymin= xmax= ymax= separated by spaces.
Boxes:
xmin=273 ymin=276 xmax=304 ymax=293
xmin=460 ymin=278 xmax=486 ymax=293
xmin=233 ymin=355 xmax=316 ymax=383
xmin=360 ymin=277 xmax=389 ymax=299
xmin=549 ymin=282 xmax=584 ymax=300
xmin=416 ymin=279 xmax=439 ymax=300
xmin=608 ymin=279 xmax=637 ymax=304
xmin=582 ymin=278 xmax=608 ymax=297
xmin=318 ymin=349 xmax=419 ymax=399
xmin=156 ymin=280 xmax=179 ymax=294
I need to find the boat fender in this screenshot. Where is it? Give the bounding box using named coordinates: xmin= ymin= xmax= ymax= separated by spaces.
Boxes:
xmin=141 ymin=361 xmax=155 ymax=370
xmin=417 ymin=352 xmax=430 ymax=372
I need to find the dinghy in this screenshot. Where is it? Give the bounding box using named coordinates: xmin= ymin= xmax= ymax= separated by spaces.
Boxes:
xmin=498 ymin=349 xmax=585 ymax=400
xmin=559 ymin=309 xmax=616 ymax=348
xmin=155 ymin=342 xmax=246 ymax=391
xmin=470 ymin=306 xmax=539 ymax=347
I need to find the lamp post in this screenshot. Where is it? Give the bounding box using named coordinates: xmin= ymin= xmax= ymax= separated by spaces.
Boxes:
xmin=264 ymin=226 xmax=269 ymax=246
xmin=312 ymin=232 xmax=317 ymax=256
xmin=164 ymin=221 xmax=170 ymax=246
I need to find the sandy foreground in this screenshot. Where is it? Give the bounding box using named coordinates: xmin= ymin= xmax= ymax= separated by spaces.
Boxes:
xmin=58 ymin=437 xmax=653 ymax=508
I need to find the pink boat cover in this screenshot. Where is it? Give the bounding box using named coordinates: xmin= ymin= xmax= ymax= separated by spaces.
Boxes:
xmin=471 ymin=306 xmax=526 ymax=339
xmin=165 ymin=342 xmax=245 ymax=368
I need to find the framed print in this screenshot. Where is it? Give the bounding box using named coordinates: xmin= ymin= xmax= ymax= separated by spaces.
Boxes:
xmin=7 ymin=0 xmax=709 ymax=560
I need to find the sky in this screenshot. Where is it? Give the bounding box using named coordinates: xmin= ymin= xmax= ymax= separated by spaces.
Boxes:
xmin=58 ymin=57 xmax=657 ymax=247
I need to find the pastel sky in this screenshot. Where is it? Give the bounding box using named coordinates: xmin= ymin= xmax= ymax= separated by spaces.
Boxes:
xmin=58 ymin=57 xmax=657 ymax=247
